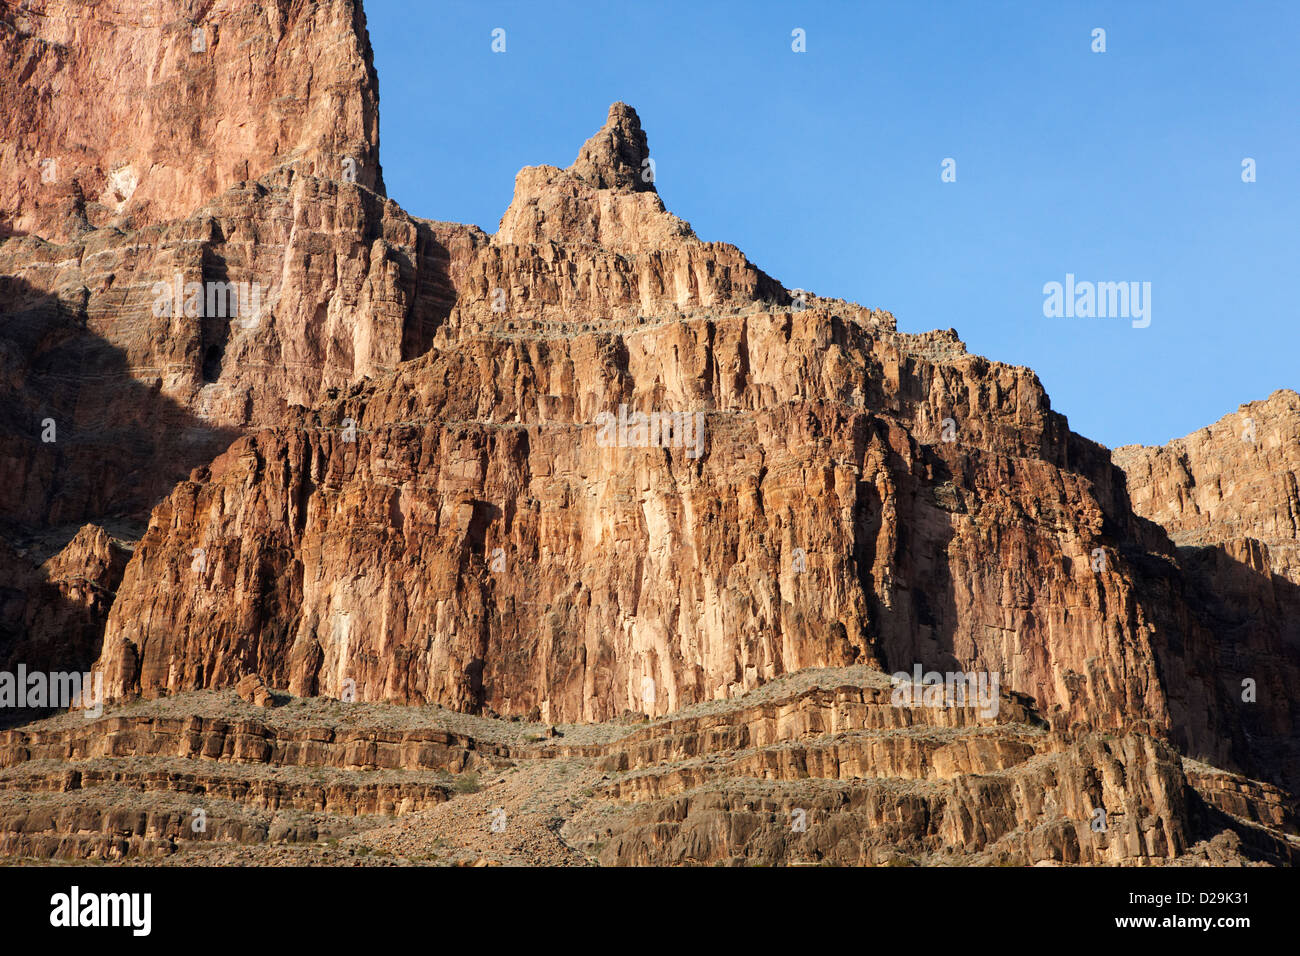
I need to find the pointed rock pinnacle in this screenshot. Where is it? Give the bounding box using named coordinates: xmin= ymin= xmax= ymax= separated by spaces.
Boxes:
xmin=568 ymin=102 xmax=656 ymax=193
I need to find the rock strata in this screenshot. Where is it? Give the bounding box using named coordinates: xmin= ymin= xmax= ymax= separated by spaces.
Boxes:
xmin=0 ymin=0 xmax=1296 ymax=867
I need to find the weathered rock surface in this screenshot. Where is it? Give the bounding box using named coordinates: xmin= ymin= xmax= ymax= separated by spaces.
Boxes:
xmin=1115 ymin=389 xmax=1300 ymax=585
xmin=234 ymin=672 xmax=275 ymax=707
xmin=1115 ymin=393 xmax=1300 ymax=792
xmin=0 ymin=677 xmax=1292 ymax=865
xmin=67 ymin=104 xmax=1297 ymax=813
xmin=0 ymin=0 xmax=465 ymax=686
xmin=1 ymin=0 xmax=384 ymax=243
xmin=0 ymin=524 xmax=129 ymax=706
xmin=0 ymin=168 xmax=472 ymax=531
xmin=1 ymin=1 xmax=1296 ymax=867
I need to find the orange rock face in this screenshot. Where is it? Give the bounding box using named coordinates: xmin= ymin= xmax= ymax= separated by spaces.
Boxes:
xmin=1115 ymin=390 xmax=1300 ymax=791
xmin=1 ymin=0 xmax=384 ymax=243
xmin=1115 ymin=389 xmax=1300 ymax=586
xmin=72 ymin=103 xmax=1297 ymax=805
xmin=1 ymin=1 xmax=1297 ymax=867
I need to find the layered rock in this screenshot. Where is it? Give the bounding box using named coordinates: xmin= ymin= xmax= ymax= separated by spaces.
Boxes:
xmin=0 ymin=0 xmax=467 ymax=684
xmin=0 ymin=168 xmax=476 ymax=533
xmin=86 ymin=104 xmax=1269 ymax=799
xmin=1115 ymin=389 xmax=1300 ymax=585
xmin=90 ymin=304 xmax=1174 ymax=734
xmin=0 ymin=676 xmax=1292 ymax=865
xmin=443 ymin=102 xmax=804 ymax=338
xmin=1115 ymin=391 xmax=1300 ymax=792
xmin=589 ymin=733 xmax=1192 ymax=866
xmin=1 ymin=1 xmax=1297 ymax=867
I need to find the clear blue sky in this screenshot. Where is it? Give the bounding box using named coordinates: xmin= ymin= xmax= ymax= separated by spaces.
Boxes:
xmin=365 ymin=0 xmax=1298 ymax=449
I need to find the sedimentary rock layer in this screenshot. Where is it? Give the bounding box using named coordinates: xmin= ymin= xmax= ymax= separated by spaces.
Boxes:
xmin=1 ymin=1 xmax=1297 ymax=868
xmin=80 ymin=105 xmax=1297 ymax=809
xmin=0 ymin=678 xmax=1292 ymax=865
xmin=1115 ymin=389 xmax=1300 ymax=586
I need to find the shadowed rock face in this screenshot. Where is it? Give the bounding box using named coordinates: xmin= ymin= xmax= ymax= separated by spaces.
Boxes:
xmin=0 ymin=0 xmax=458 ymax=690
xmin=2 ymin=1 xmax=1297 ymax=867
xmin=1115 ymin=391 xmax=1300 ymax=791
xmin=1115 ymin=389 xmax=1300 ymax=586
xmin=0 ymin=177 xmax=475 ymax=441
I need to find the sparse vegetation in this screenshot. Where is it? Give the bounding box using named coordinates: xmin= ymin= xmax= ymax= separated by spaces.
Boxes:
xmin=452 ymin=772 xmax=480 ymax=794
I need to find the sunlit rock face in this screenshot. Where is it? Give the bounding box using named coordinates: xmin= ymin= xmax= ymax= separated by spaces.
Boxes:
xmin=1 ymin=2 xmax=1297 ymax=869
xmin=1 ymin=0 xmax=385 ymax=243
xmin=83 ymin=102 xmax=1296 ymax=802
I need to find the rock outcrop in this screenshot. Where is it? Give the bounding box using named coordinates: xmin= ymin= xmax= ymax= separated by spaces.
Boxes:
xmin=0 ymin=0 xmax=466 ymax=686
xmin=0 ymin=675 xmax=1292 ymax=865
xmin=1115 ymin=390 xmax=1300 ymax=794
xmin=65 ymin=102 xmax=1295 ymax=808
xmin=1 ymin=0 xmax=1296 ymax=867
xmin=1115 ymin=389 xmax=1300 ymax=585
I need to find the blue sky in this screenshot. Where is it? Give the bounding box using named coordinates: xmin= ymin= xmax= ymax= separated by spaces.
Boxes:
xmin=365 ymin=1 xmax=1298 ymax=449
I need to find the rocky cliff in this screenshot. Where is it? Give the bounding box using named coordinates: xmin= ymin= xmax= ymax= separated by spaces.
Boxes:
xmin=1 ymin=0 xmax=1296 ymax=866
xmin=80 ymin=102 xmax=1298 ymax=798
xmin=1 ymin=0 xmax=384 ymax=243
xmin=1115 ymin=391 xmax=1300 ymax=795
xmin=0 ymin=0 xmax=462 ymax=691
xmin=0 ymin=673 xmax=1292 ymax=865
xmin=1115 ymin=389 xmax=1300 ymax=586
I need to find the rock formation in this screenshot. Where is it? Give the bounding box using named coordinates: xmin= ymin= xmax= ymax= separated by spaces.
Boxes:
xmin=0 ymin=0 xmax=1296 ymax=866
xmin=0 ymin=672 xmax=1292 ymax=865
xmin=1 ymin=0 xmax=384 ymax=243
xmin=1115 ymin=391 xmax=1300 ymax=795
xmin=1115 ymin=389 xmax=1300 ymax=586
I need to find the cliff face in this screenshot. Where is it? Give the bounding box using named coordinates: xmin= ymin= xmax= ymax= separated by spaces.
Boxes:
xmin=87 ymin=107 xmax=1157 ymax=734
xmin=0 ymin=0 xmax=434 ymax=706
xmin=1 ymin=0 xmax=384 ymax=243
xmin=2 ymin=2 xmax=1297 ymax=866
xmin=0 ymin=175 xmax=474 ymax=529
xmin=0 ymin=0 xmax=460 ymax=530
xmin=1116 ymin=391 xmax=1300 ymax=790
xmin=80 ymin=104 xmax=1296 ymax=804
xmin=1115 ymin=389 xmax=1300 ymax=586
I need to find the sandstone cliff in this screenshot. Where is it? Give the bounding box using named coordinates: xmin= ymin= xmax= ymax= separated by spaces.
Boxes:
xmin=0 ymin=0 xmax=461 ymax=688
xmin=1116 ymin=390 xmax=1300 ymax=793
xmin=1 ymin=0 xmax=384 ymax=242
xmin=0 ymin=673 xmax=1293 ymax=865
xmin=78 ymin=104 xmax=1298 ymax=808
xmin=1115 ymin=389 xmax=1300 ymax=585
xmin=1 ymin=1 xmax=1297 ymax=867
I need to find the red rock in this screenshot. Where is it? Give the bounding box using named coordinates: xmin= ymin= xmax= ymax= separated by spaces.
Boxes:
xmin=1 ymin=0 xmax=1297 ymax=868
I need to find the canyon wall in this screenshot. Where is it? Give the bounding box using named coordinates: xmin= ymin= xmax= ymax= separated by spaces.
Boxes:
xmin=1115 ymin=389 xmax=1300 ymax=585
xmin=1 ymin=0 xmax=384 ymax=242
xmin=1116 ymin=391 xmax=1300 ymax=790
xmin=82 ymin=105 xmax=1297 ymax=800
xmin=1 ymin=1 xmax=1296 ymax=864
